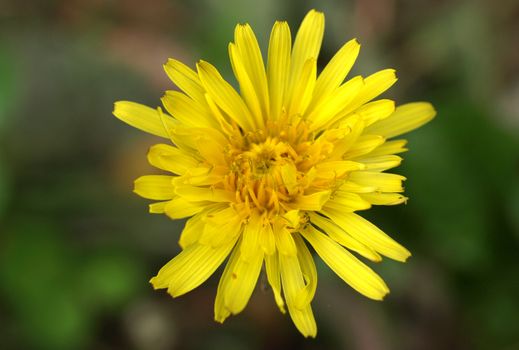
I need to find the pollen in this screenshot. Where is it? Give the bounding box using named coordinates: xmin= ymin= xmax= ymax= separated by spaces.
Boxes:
xmin=223 ymin=116 xmax=327 ymax=216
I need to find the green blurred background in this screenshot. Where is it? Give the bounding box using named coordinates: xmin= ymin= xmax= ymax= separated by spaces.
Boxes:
xmin=1 ymin=0 xmax=518 ymax=349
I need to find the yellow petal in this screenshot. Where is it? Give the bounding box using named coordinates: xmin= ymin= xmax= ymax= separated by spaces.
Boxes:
xmin=308 ymin=212 xmax=381 ymax=262
xmin=223 ymin=239 xmax=264 ymax=314
xmin=343 ymin=135 xmax=385 ymax=159
xmin=288 ymin=10 xmax=324 ymax=95
xmin=163 ymin=59 xmax=207 ymax=105
xmin=229 ymin=43 xmax=263 ymax=128
xmin=267 ymin=21 xmax=291 ymax=120
xmin=200 ymin=216 xmax=243 ymax=248
xmin=165 ymin=243 xmax=235 ymax=298
xmin=279 ymin=251 xmax=317 ymax=338
xmin=275 ymin=225 xmax=297 ymax=256
xmin=260 ymin=222 xmax=276 ymax=256
xmin=240 ymin=211 xmax=262 ymax=261
xmin=291 ymin=191 xmax=330 ymax=211
xmin=134 ymin=175 xmax=175 ymax=200
xmin=282 ymin=210 xmax=301 ymax=229
xmin=323 ymin=191 xmax=371 ymax=212
xmin=365 ymin=139 xmax=408 ymax=157
xmin=178 ymin=212 xmax=206 ymax=249
xmin=205 ymin=205 xmax=242 ymax=225
xmin=194 ymin=132 xmax=227 ymax=166
xmin=307 ymin=75 xmax=364 ymax=131
xmin=348 ymin=171 xmax=406 ymax=193
xmin=197 ymin=60 xmax=255 ymax=130
xmin=361 ymin=192 xmax=408 ymax=206
xmin=320 ymin=210 xmax=411 ymax=261
xmin=196 ymin=206 xmax=243 ymax=247
xmin=312 ymin=38 xmax=360 ymax=106
xmin=301 ymin=226 xmax=389 ymax=300
xmin=113 ymin=101 xmax=176 ymax=138
xmin=214 ymin=246 xmax=239 ymax=323
xmin=287 ymin=58 xmax=316 ymax=117
xmin=161 ymin=90 xmax=217 ymax=129
xmin=265 ymin=252 xmax=286 ymax=313
xmin=327 ymin=116 xmax=365 ymax=160
xmin=233 ymin=24 xmax=269 ymax=120
xmin=149 ymin=201 xmax=169 ymax=214
xmin=280 ymin=163 xmax=299 ymax=195
xmin=178 ymin=166 xmax=227 ymax=186
xmin=163 ymin=122 xmax=198 ymax=151
xmin=150 ymin=240 xmax=237 ymax=297
xmin=314 ymin=160 xmax=365 ymax=180
xmin=147 ymin=143 xmax=199 ymax=175
xmin=339 ymin=181 xmax=377 ymax=193
xmin=351 ymin=69 xmax=398 ymax=108
xmin=355 ymin=155 xmax=402 ymax=171
xmin=293 ymin=234 xmax=317 ymax=309
xmin=164 ymin=197 xmax=213 ymax=219
xmin=356 ymin=99 xmax=395 ymax=127
xmin=365 ymin=102 xmax=436 ymax=138
xmin=175 ymin=185 xmax=234 ymax=203
xmin=203 ymin=93 xmax=234 ymax=136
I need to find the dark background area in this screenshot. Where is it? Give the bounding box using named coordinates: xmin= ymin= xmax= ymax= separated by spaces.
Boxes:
xmin=1 ymin=0 xmax=518 ymax=349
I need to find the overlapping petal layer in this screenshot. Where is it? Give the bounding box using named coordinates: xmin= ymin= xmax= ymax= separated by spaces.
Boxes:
xmin=113 ymin=9 xmax=435 ymax=337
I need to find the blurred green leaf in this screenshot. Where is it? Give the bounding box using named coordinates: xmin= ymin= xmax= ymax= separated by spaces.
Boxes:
xmin=79 ymin=250 xmax=143 ymax=309
xmin=0 ymin=219 xmax=91 ymax=349
xmin=467 ymin=275 xmax=519 ymax=350
xmin=22 ymin=290 xmax=91 ymax=350
xmin=0 ymin=220 xmax=68 ymax=303
xmin=404 ymin=121 xmax=491 ymax=271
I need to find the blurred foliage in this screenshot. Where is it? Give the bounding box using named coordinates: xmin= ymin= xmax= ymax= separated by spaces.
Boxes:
xmin=1 ymin=0 xmax=518 ymax=349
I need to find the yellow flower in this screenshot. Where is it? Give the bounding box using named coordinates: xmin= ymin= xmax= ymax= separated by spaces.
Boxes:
xmin=113 ymin=9 xmax=435 ymax=337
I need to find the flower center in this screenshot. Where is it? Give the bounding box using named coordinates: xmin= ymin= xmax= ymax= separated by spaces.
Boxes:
xmin=242 ymin=138 xmax=294 ymax=175
xmin=222 ymin=116 xmax=330 ymax=215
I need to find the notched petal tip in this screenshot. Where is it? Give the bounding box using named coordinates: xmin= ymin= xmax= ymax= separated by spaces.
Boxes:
xmin=195 ymin=59 xmax=207 ymax=70
xmin=214 ymin=316 xmax=226 ymax=324
xmin=377 ymin=289 xmax=390 ymax=301
xmin=149 ymin=276 xmax=161 ymax=290
xmin=372 ymin=254 xmax=383 ymax=263
xmin=401 ymin=250 xmax=412 ymax=262
xmin=369 ymin=279 xmax=390 ymax=301
xmin=132 ymin=176 xmax=144 ymax=190
xmin=168 ymin=287 xmax=185 ymax=298
xmin=112 ymin=101 xmax=120 ymax=114
xmin=308 ymin=8 xmax=324 ymax=16
xmin=392 ymin=247 xmax=412 ymax=262
xmin=235 ymin=22 xmax=251 ymax=31
xmin=112 ymin=100 xmax=135 ymax=119
xmin=163 ymin=58 xmax=180 ymax=75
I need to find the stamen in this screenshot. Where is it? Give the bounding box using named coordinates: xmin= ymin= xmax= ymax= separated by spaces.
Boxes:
xmin=247 ymin=185 xmax=263 ymax=210
xmin=222 ymin=117 xmax=357 ymax=218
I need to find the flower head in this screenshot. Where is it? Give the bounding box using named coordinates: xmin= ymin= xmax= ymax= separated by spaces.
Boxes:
xmin=113 ymin=9 xmax=435 ymax=337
